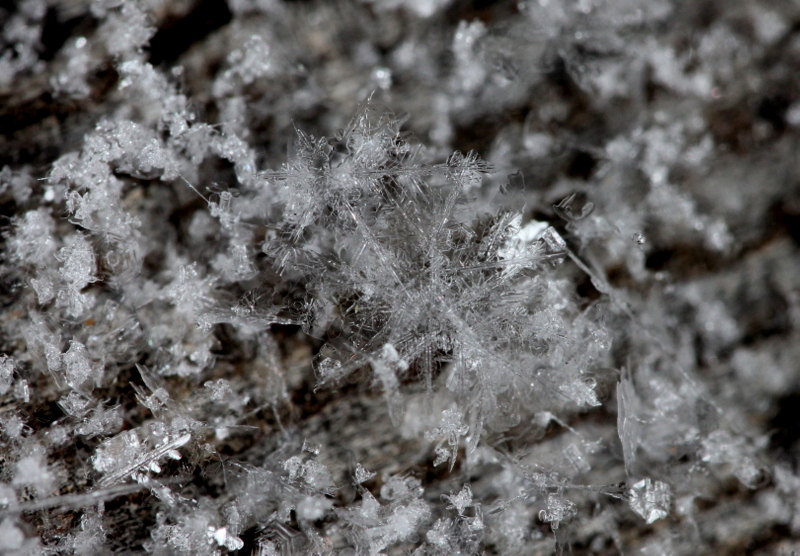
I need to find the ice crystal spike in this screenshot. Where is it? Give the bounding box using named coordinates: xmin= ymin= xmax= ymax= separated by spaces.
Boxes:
xmin=95 ymin=433 xmax=191 ymax=488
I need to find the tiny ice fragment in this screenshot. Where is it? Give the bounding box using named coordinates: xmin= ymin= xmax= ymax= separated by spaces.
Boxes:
xmin=425 ymin=408 xmax=469 ymax=444
xmin=283 ymin=456 xmax=303 ymax=479
xmin=426 ymin=519 xmax=450 ymax=547
xmin=302 ymin=439 xmax=321 ymax=456
xmin=425 ymin=407 xmax=469 ymax=470
xmin=0 ymin=355 xmax=14 ymax=395
xmin=13 ymin=380 xmax=29 ymax=402
xmin=296 ymin=495 xmax=333 ymax=521
xmin=432 ymin=444 xmax=451 ymax=468
xmin=317 ymin=358 xmax=342 ymax=382
xmin=209 ymin=526 xmax=244 ymax=551
xmin=629 ymin=478 xmax=671 ymax=524
xmin=0 ymin=518 xmax=25 ymax=551
xmin=13 ymin=448 xmax=55 ymax=495
xmin=540 ymin=226 xmax=567 ymax=253
xmin=559 ymin=378 xmax=601 ymax=407
xmin=564 ymin=443 xmax=591 ymax=474
xmin=211 ymin=526 xmax=227 ymax=545
xmin=539 ymin=494 xmax=577 ymax=530
xmin=204 ymin=378 xmax=232 ymax=402
xmin=63 ymin=340 xmax=98 ymax=389
xmin=443 ymin=484 xmax=473 ymax=515
xmin=354 ymin=463 xmax=375 ymax=484
xmin=0 ymin=484 xmax=17 ymax=508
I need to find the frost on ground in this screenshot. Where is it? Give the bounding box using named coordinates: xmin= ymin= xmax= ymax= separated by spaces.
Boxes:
xmin=1 ymin=0 xmax=800 ymax=554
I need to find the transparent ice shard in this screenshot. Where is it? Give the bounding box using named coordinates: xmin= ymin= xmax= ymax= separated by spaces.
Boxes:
xmin=209 ymin=525 xmax=244 ymax=551
xmin=426 ymin=407 xmax=469 ymax=471
xmin=0 ymin=355 xmax=14 ymax=395
xmin=564 ymin=443 xmax=591 ymax=474
xmin=559 ymin=378 xmax=601 ymax=407
xmin=56 ymin=235 xmax=98 ymax=316
xmin=302 ymin=439 xmax=321 ymax=456
xmin=94 ymin=432 xmax=191 ymax=488
xmin=373 ymin=343 xmax=408 ymax=425
xmin=63 ymin=340 xmax=100 ymax=390
xmin=443 ymin=484 xmax=473 ymax=515
xmin=539 ymin=494 xmax=577 ymax=530
xmin=355 ymin=464 xmax=376 ymax=484
xmin=296 ymin=496 xmax=333 ymax=521
xmin=629 ymin=478 xmax=671 ymax=524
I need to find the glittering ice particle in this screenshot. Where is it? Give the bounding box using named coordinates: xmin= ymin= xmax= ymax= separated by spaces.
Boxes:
xmin=629 ymin=478 xmax=671 ymax=524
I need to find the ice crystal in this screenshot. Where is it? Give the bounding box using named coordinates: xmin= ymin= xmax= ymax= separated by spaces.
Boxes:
xmin=443 ymin=484 xmax=474 ymax=516
xmin=62 ymin=340 xmax=100 ymax=390
xmin=0 ymin=518 xmax=26 ymax=551
xmin=94 ymin=431 xmax=191 ymax=488
xmin=301 ymin=439 xmax=321 ymax=456
xmin=0 ymin=0 xmax=796 ymax=552
xmin=629 ymin=479 xmax=671 ymax=524
xmin=539 ymin=494 xmax=577 ymax=530
xmin=13 ymin=446 xmax=55 ymax=496
xmin=355 ymin=463 xmax=376 ymax=484
xmin=213 ymin=35 xmax=274 ymax=97
xmin=0 ymin=355 xmax=14 ymax=395
xmin=426 ymin=407 xmax=469 ymax=470
xmin=55 ymin=235 xmax=98 ymax=316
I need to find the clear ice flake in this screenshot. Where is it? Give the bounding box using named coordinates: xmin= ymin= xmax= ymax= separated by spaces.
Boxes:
xmin=443 ymin=484 xmax=473 ymax=515
xmin=355 ymin=463 xmax=376 ymax=484
xmin=539 ymin=494 xmax=577 ymax=530
xmin=426 ymin=407 xmax=469 ymax=470
xmin=56 ymin=234 xmax=98 ymax=316
xmin=563 ymin=443 xmax=591 ymax=474
xmin=302 ymin=439 xmax=321 ymax=456
xmin=63 ymin=340 xmax=98 ymax=389
xmin=94 ymin=432 xmax=191 ymax=487
xmin=559 ymin=377 xmax=601 ymax=407
xmin=0 ymin=355 xmax=14 ymax=395
xmin=373 ymin=343 xmax=408 ymax=424
xmin=13 ymin=446 xmax=55 ymax=495
xmin=209 ymin=526 xmax=244 ymax=551
xmin=629 ymin=478 xmax=671 ymax=524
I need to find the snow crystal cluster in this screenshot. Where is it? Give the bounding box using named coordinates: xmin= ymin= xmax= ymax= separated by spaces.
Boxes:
xmin=1 ymin=0 xmax=800 ymax=553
